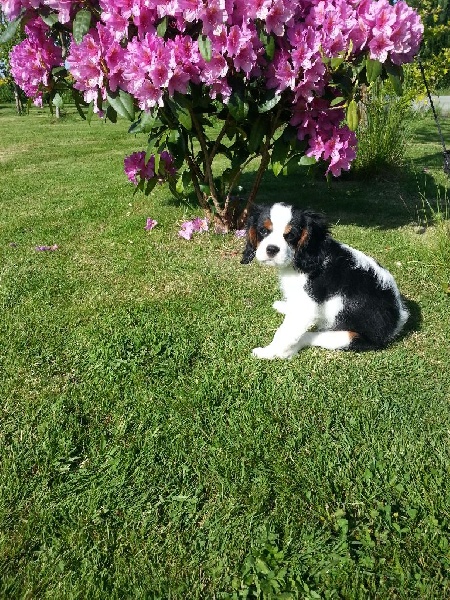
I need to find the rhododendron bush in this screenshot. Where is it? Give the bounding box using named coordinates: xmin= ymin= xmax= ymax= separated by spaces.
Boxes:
xmin=1 ymin=0 xmax=422 ymax=230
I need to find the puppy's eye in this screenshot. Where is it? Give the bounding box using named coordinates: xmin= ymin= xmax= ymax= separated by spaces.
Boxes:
xmin=284 ymin=229 xmax=297 ymax=245
xmin=259 ymin=227 xmax=270 ymax=237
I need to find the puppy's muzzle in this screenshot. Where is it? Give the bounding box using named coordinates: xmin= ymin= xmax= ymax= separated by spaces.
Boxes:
xmin=266 ymin=244 xmax=280 ymax=257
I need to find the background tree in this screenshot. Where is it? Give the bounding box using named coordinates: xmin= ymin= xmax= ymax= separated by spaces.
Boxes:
xmin=406 ymin=0 xmax=450 ymax=91
xmin=0 ymin=8 xmax=25 ymax=112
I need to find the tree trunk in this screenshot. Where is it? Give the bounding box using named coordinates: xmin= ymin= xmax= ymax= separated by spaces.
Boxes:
xmin=14 ymin=84 xmax=23 ymax=115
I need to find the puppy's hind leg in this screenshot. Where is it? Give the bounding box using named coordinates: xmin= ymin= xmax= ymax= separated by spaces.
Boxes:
xmin=301 ymin=330 xmax=362 ymax=350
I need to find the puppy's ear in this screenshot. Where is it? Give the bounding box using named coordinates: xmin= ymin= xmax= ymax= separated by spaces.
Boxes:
xmin=293 ymin=210 xmax=329 ymax=273
xmin=240 ymin=205 xmax=262 ymax=264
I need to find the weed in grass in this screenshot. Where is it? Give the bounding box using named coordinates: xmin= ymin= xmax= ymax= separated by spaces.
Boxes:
xmin=416 ymin=177 xmax=450 ymax=294
xmin=353 ymin=79 xmax=416 ymax=175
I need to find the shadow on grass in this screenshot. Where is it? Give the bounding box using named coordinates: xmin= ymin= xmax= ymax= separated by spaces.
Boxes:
xmin=165 ymin=162 xmax=448 ymax=230
xmin=400 ymin=297 xmax=423 ymax=341
xmin=238 ymin=163 xmax=449 ymax=230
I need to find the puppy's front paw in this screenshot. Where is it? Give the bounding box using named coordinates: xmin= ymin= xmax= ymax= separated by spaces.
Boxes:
xmin=252 ymin=346 xmax=283 ymax=360
xmin=272 ymin=300 xmax=287 ymax=314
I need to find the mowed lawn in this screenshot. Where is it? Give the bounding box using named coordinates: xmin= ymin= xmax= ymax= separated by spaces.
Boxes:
xmin=1 ymin=103 xmax=449 ymax=599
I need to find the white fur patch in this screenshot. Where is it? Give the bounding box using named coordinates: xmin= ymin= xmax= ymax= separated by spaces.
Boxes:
xmin=340 ymin=243 xmax=394 ymax=290
xmin=269 ymin=203 xmax=293 ymax=231
xmin=318 ymin=295 xmax=344 ymax=329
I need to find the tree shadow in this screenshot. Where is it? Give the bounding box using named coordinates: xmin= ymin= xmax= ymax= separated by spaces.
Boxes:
xmin=238 ymin=162 xmax=449 ymax=230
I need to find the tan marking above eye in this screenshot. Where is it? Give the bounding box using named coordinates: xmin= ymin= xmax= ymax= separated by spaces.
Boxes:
xmin=284 ymin=224 xmax=292 ymax=235
xmin=298 ymin=228 xmax=308 ymax=247
xmin=263 ymin=218 xmax=273 ymax=231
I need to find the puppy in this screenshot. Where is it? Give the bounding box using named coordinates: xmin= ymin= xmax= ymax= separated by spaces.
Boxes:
xmin=241 ymin=203 xmax=409 ymax=359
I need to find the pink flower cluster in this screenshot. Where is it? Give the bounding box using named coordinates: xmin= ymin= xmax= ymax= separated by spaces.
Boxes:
xmin=124 ymin=150 xmax=176 ymax=185
xmin=291 ymin=98 xmax=357 ymax=176
xmin=362 ymin=0 xmax=425 ymax=65
xmin=2 ymin=0 xmax=79 ymax=22
xmin=9 ymin=18 xmax=63 ymax=106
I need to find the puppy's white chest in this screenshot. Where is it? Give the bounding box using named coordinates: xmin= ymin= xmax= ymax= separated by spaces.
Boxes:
xmin=279 ymin=272 xmax=309 ymax=305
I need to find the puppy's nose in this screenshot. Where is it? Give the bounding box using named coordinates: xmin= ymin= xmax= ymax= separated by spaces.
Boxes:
xmin=266 ymin=244 xmax=280 ymax=257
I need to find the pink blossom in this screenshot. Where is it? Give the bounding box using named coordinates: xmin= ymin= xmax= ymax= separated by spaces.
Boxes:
xmin=145 ymin=218 xmax=158 ymax=231
xmin=67 ymin=24 xmax=126 ymax=111
xmin=9 ymin=18 xmax=63 ymax=106
xmin=191 ymin=217 xmax=209 ymax=232
xmin=178 ymin=221 xmax=195 ymax=240
xmin=124 ymin=151 xmax=155 ymax=184
xmin=178 ymin=217 xmax=209 ymax=239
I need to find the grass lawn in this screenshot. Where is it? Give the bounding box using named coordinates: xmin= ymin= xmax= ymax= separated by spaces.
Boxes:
xmin=1 ymin=102 xmax=450 ymax=599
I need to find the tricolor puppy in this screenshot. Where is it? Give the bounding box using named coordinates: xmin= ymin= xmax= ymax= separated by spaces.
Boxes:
xmin=241 ymin=203 xmax=409 ymax=359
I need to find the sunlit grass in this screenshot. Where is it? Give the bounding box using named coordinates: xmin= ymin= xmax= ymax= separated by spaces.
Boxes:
xmin=1 ymin=103 xmax=450 ymax=598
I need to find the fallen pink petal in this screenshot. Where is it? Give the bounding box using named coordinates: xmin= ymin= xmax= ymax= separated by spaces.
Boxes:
xmin=145 ymin=218 xmax=158 ymax=231
xmin=178 ymin=228 xmax=193 ymax=240
xmin=191 ymin=217 xmax=209 ymax=232
xmin=235 ymin=229 xmax=246 ymax=238
xmin=35 ymin=244 xmax=59 ymax=251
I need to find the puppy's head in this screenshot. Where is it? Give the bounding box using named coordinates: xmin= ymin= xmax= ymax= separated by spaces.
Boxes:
xmin=241 ymin=203 xmax=329 ymax=272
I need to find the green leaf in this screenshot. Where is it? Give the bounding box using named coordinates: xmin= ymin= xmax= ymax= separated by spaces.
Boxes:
xmin=248 ymin=116 xmax=267 ymax=154
xmin=156 ymin=16 xmax=168 ymax=37
xmin=86 ymin=101 xmax=94 ymax=125
xmin=146 ymin=132 xmax=163 ymax=158
xmin=167 ymin=130 xmax=187 ymax=168
xmin=264 ymin=35 xmax=276 ymax=61
xmin=298 ymin=155 xmax=317 ymax=166
xmin=258 ymin=90 xmax=281 ymax=113
xmin=154 ymin=152 xmax=161 ymax=176
xmin=388 ymin=73 xmax=403 ymax=96
xmin=52 ymin=93 xmax=63 ymax=109
xmin=384 ymin=62 xmax=404 ymax=96
xmin=52 ymin=66 xmax=67 ymax=78
xmin=145 ymin=178 xmax=158 ymax=195
xmin=175 ymin=175 xmax=184 ymax=194
xmin=346 ymin=99 xmax=359 ymax=131
xmin=105 ymin=104 xmax=118 ymax=123
xmin=254 ymin=558 xmax=271 ymax=575
xmin=0 ymin=12 xmax=24 ymax=44
xmin=73 ymin=10 xmax=92 ymax=44
xmin=128 ymin=110 xmax=163 ymax=134
xmin=73 ymin=92 xmax=87 ymax=120
xmin=107 ymin=89 xmax=135 ymax=122
xmin=330 ymin=96 xmax=345 ymax=107
xmin=366 ymin=58 xmax=382 ymax=83
xmin=41 ymin=13 xmax=59 ymax=27
xmin=229 ymin=92 xmax=249 ymax=122
xmin=331 ymin=56 xmax=344 ymax=69
xmin=168 ymin=100 xmax=192 ymax=130
xmin=198 ymin=35 xmax=212 ymax=62
xmin=271 ymin=136 xmax=290 ymax=177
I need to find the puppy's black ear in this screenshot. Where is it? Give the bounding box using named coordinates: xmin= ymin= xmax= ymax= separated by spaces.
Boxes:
xmin=293 ymin=210 xmax=329 ymax=273
xmin=240 ymin=205 xmax=262 ymax=264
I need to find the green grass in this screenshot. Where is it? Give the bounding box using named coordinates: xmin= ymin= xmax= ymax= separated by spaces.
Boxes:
xmin=1 ymin=103 xmax=450 ymax=599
